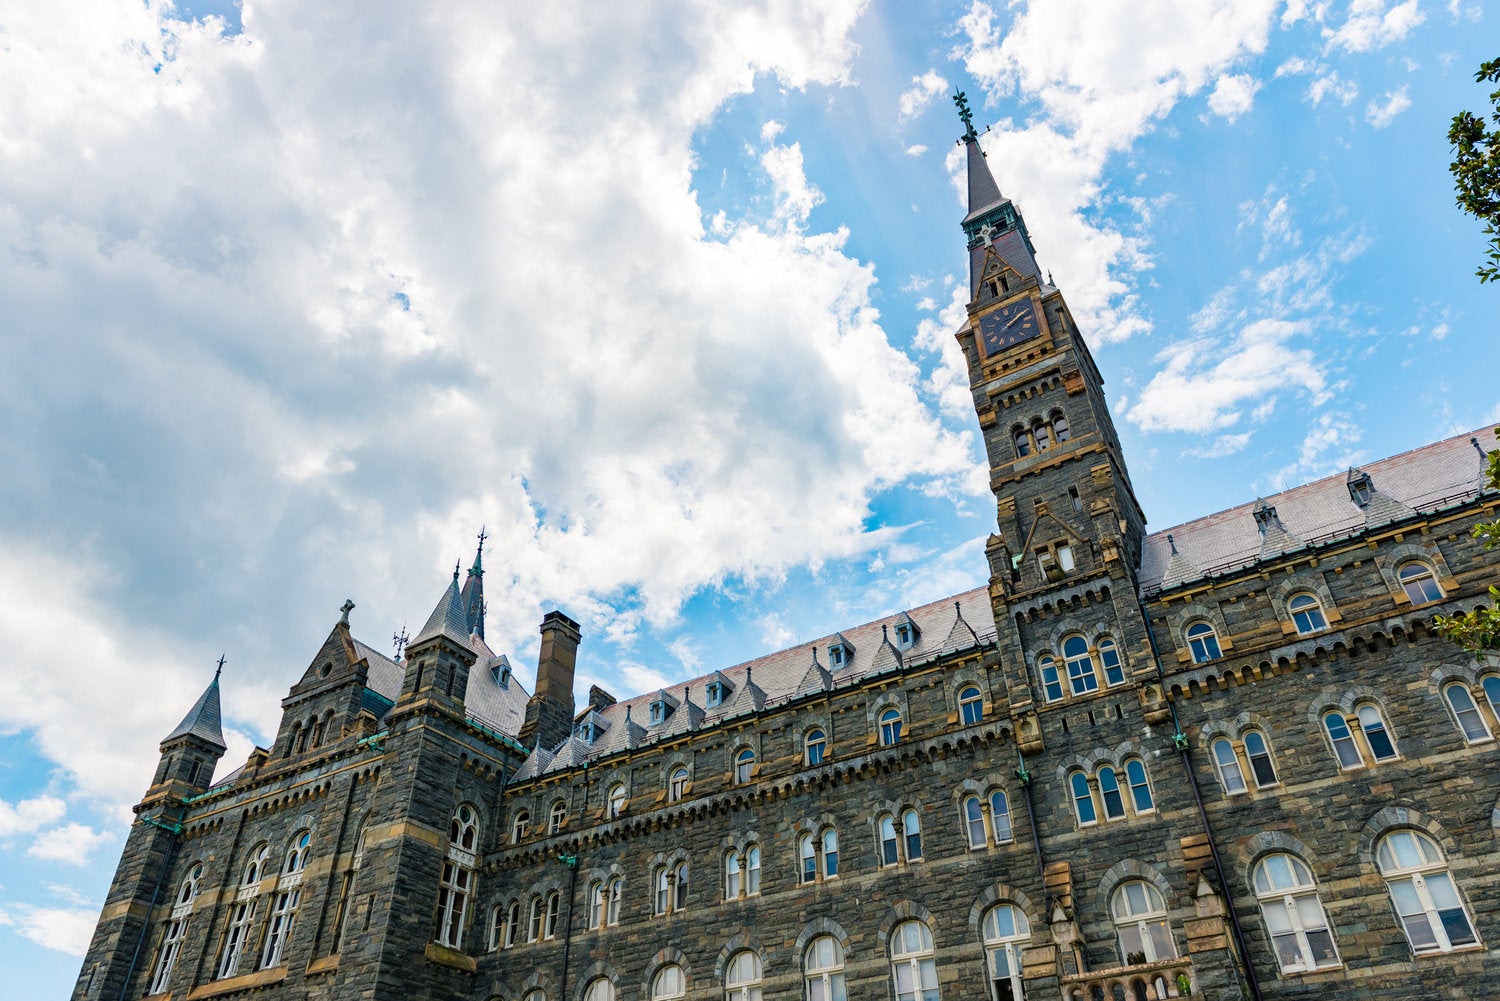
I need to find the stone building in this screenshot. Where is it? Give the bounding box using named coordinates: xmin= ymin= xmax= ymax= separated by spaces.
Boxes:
xmin=75 ymin=110 xmax=1500 ymax=1001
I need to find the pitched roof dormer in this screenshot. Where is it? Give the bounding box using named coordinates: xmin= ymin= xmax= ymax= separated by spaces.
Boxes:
xmin=703 ymin=670 xmax=735 ymax=709
xmin=892 ymin=612 xmax=920 ymax=651
xmin=827 ymin=632 xmax=856 ymax=670
xmin=869 ymin=624 xmax=903 ymax=674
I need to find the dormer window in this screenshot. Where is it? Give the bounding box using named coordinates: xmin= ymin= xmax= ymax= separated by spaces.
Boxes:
xmin=491 ymin=658 xmax=511 ymax=688
xmin=1254 ymin=504 xmax=1279 ymax=535
xmin=892 ymin=614 xmax=920 ymax=651
xmin=649 ymin=701 xmax=666 ymax=725
xmin=828 ymin=634 xmax=854 ymax=669
xmin=576 ymin=721 xmax=596 ymax=743
xmin=895 ymin=624 xmax=911 ymax=646
xmin=1348 ymin=470 xmax=1373 ymax=507
xmin=706 ymin=682 xmax=723 ymax=707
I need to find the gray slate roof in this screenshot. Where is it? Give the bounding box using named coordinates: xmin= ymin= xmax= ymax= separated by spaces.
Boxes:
xmin=357 ymin=632 xmax=531 ymax=738
xmin=163 ymin=672 xmax=226 ymax=749
xmin=1140 ymin=425 xmax=1497 ymax=594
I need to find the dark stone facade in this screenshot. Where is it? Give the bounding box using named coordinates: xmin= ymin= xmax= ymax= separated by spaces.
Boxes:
xmin=74 ymin=127 xmax=1500 ymax=1001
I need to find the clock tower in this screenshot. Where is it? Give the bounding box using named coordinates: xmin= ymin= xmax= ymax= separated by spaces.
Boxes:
xmin=950 ymin=92 xmax=1152 ymax=730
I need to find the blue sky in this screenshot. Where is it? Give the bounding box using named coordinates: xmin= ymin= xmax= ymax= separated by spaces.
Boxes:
xmin=1 ymin=1 xmax=1495 ymax=995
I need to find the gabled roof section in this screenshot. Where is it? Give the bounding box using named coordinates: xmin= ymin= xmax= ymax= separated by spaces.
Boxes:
xmin=411 ymin=574 xmax=471 ymax=648
xmin=702 ymin=669 xmax=735 ymax=707
xmin=869 ymin=625 xmax=904 ymax=674
xmin=655 ymin=689 xmax=705 ymax=739
xmin=941 ymin=601 xmax=980 ymax=654
xmin=796 ymin=648 xmax=833 ymax=696
xmin=510 ymin=745 xmax=554 ymax=783
xmin=163 ymin=667 xmax=226 ymax=750
xmin=463 ymin=634 xmax=530 ymax=737
xmin=721 ymin=669 xmax=766 ymax=718
xmin=1140 ymin=424 xmax=1499 ymax=594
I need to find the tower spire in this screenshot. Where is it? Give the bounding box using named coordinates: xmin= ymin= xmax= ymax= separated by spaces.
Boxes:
xmin=163 ymin=661 xmax=227 ymax=750
xmin=461 ymin=527 xmax=487 ymax=640
xmin=953 ymin=88 xmax=1041 ymax=296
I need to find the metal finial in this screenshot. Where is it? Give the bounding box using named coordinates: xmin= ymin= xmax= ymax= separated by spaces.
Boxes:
xmin=471 ymin=526 xmax=487 ymax=576
xmin=339 ymin=598 xmax=355 ymax=625
xmin=953 ymin=89 xmax=977 ymax=142
xmin=452 ymin=559 xmax=461 ymax=582
xmin=1167 ymin=533 xmax=1178 ymax=555
xmin=214 ymin=653 xmax=226 ymax=680
xmin=392 ymin=623 xmax=409 ymax=661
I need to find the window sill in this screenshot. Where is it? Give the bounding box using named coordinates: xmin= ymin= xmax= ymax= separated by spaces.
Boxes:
xmin=306 ymin=955 xmax=340 ymax=976
xmin=185 ymin=968 xmax=287 ymax=1000
xmin=1276 ymin=962 xmax=1344 ymax=977
xmin=423 ymin=941 xmax=476 ymax=973
xmin=1412 ymin=943 xmax=1487 ymax=959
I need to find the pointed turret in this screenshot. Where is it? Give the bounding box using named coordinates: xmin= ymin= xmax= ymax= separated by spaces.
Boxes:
xmin=952 ymin=89 xmax=1041 ymax=296
xmin=399 ymin=569 xmax=479 ymax=705
xmin=460 ymin=527 xmax=486 ymax=640
xmin=152 ymin=659 xmax=228 ymax=794
xmin=164 ymin=660 xmax=226 ymax=750
xmin=412 ymin=572 xmax=471 ymax=648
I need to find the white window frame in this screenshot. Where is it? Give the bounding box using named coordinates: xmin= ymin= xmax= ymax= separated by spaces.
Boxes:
xmin=982 ymin=904 xmax=1030 ymax=1001
xmin=1287 ymin=592 xmax=1328 ymax=634
xmin=889 ymin=920 xmax=940 ymax=1001
xmin=1252 ymin=854 xmax=1340 ymax=973
xmin=1444 ymin=682 xmax=1492 ymax=743
xmin=724 ymin=950 xmax=763 ymax=1001
xmin=1111 ymin=881 xmax=1177 ymax=965
xmin=1377 ymin=831 xmax=1480 ymax=955
xmin=804 ymin=935 xmax=846 ymax=1001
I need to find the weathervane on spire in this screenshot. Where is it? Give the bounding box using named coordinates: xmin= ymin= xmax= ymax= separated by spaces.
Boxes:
xmin=215 ymin=653 xmax=226 ymax=679
xmin=953 ymin=89 xmax=978 ymax=143
xmin=393 ymin=622 xmax=409 ymax=661
xmin=471 ymin=525 xmax=487 ymax=577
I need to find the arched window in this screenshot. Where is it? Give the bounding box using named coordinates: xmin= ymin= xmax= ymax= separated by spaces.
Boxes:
xmin=669 ymin=766 xmax=690 ymax=801
xmin=1212 ymin=738 xmax=1247 ymax=795
xmin=990 ymin=790 xmax=1013 ymax=843
xmin=1013 ymin=426 xmax=1032 ymax=458
xmin=735 ymin=747 xmax=756 ymax=784
xmin=1376 ymin=830 xmax=1478 ymax=954
xmin=217 ymin=846 xmax=268 ymax=978
xmin=724 ymin=950 xmax=763 ymax=1001
xmin=963 ymin=795 xmax=986 ymax=849
xmin=1099 ymin=636 xmax=1124 ymax=686
xmin=1244 ymin=730 xmax=1278 ymax=787
xmin=1253 ymin=854 xmax=1339 ymax=972
xmin=262 ymin=832 xmax=311 ymax=968
xmin=549 ymin=799 xmax=567 ymax=835
xmin=805 ymin=728 xmax=827 ymax=765
xmin=890 ymin=920 xmax=940 ymax=1001
xmin=727 ymin=849 xmax=744 ymax=897
xmin=1070 ymin=772 xmax=1096 ymax=825
xmin=673 ymin=861 xmax=688 ymax=910
xmin=652 ymin=964 xmax=685 ymax=1000
xmin=879 ymin=815 xmax=900 ymax=866
xmin=148 ymin=863 xmax=202 ymax=994
xmin=523 ymin=991 xmax=547 ymax=1001
xmin=1444 ymin=683 xmax=1491 ymax=742
xmin=1484 ymin=675 xmax=1500 ymax=721
xmin=1039 ymin=655 xmax=1063 ymax=702
xmin=902 ymin=809 xmax=923 ymax=860
xmin=1125 ymin=759 xmax=1154 ymax=812
xmin=1323 ymin=711 xmax=1362 ymax=769
xmin=1287 ymin=592 xmax=1328 ymax=634
xmin=587 ymin=880 xmax=605 ymax=930
xmin=1358 ymin=703 xmax=1398 ymax=760
xmin=505 ymin=900 xmax=521 ymax=946
xmin=1185 ymin=622 xmax=1221 ymax=663
xmin=804 ymin=935 xmax=846 ymax=1001
xmin=1051 ymin=411 xmax=1071 ymax=443
xmin=982 ymin=904 xmax=1031 ymax=1001
xmin=583 ymin=978 xmax=615 ymax=1001
xmin=606 ymin=876 xmax=623 ymax=925
xmin=1033 ymin=420 xmax=1052 ymax=451
xmin=654 ymin=867 xmax=670 ymax=915
xmin=1397 ymin=561 xmax=1444 ymax=605
xmin=607 ymin=783 xmax=627 ymax=819
xmin=959 ymin=685 xmax=984 ymax=725
xmin=488 ymin=903 xmax=505 ymax=950
xmin=1096 ymin=766 xmax=1125 ymax=820
xmin=527 ymin=896 xmax=543 ymax=942
xmin=1111 ymin=881 xmax=1177 ymax=965
xmin=1063 ymin=635 xmax=1098 ymax=695
xmin=821 ymin=828 xmax=839 ymax=878
xmin=543 ymin=890 xmax=560 ymax=938
xmin=880 ymin=708 xmax=903 ymax=745
xmin=435 ymin=807 xmax=477 ymax=949
xmin=511 ymin=810 xmax=530 ymax=842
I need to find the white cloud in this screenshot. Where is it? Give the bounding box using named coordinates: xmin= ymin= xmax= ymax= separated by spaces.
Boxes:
xmin=1265 ymin=412 xmax=1367 ymax=489
xmin=0 ymin=902 xmax=96 ymax=957
xmin=1308 ymin=71 xmax=1359 ymax=106
xmin=904 ymin=144 xmax=929 ymax=157
xmin=1324 ymin=0 xmax=1425 ymax=53
xmin=897 ymin=70 xmax=950 ymax=122
xmin=27 ymin=823 xmax=112 ymax=866
xmin=1275 ymin=56 xmax=1316 ymax=77
xmin=0 ymin=796 xmax=66 ymax=837
xmin=1366 ymin=86 xmax=1412 ymax=128
xmin=1207 ymin=73 xmax=1261 ymax=121
xmin=1180 ymin=432 xmax=1254 ymax=459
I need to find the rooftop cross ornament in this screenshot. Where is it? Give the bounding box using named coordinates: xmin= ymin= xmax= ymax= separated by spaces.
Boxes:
xmin=340 ymin=598 xmax=355 ymax=625
xmin=392 ymin=623 xmax=409 ymax=661
xmin=953 ymin=89 xmax=978 ymax=143
xmin=215 ymin=653 xmax=226 ymax=679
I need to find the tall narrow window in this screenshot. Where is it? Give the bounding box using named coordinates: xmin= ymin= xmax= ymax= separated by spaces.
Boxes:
xmin=511 ymin=811 xmax=530 ymax=842
xmin=735 ymin=748 xmax=756 ymax=784
xmin=805 ymin=728 xmax=827 ymax=765
xmin=959 ymin=686 xmax=984 ymax=724
xmin=1397 ymin=562 xmax=1444 ymax=605
xmin=217 ymin=845 xmax=268 ymax=978
xmin=1324 ymin=712 xmax=1362 ymax=769
xmin=1213 ymin=738 xmax=1247 ymax=795
xmin=1013 ymin=427 xmax=1031 ymax=458
xmin=652 ymin=965 xmax=686 ymax=1000
xmin=261 ymin=832 xmax=310 ymax=968
xmin=890 ymin=920 xmax=941 ymax=1001
xmin=879 ymin=815 xmax=900 ymax=866
xmin=1253 ymin=854 xmax=1340 ymax=973
xmin=804 ymin=936 xmax=846 ymax=1001
xmin=606 ymin=876 xmax=622 ymax=925
xmin=505 ymin=900 xmax=521 ymax=946
xmin=1039 ymin=656 xmax=1063 ymax=703
xmin=1097 ymin=766 xmax=1125 ymax=820
xmin=1288 ymin=593 xmax=1328 ymax=634
xmin=1358 ymin=703 xmax=1398 ymax=761
xmin=1484 ymin=675 xmax=1500 ymax=720
xmin=902 ymin=810 xmax=923 ymax=861
xmin=669 ymin=766 xmax=690 ymax=801
xmin=989 ymin=790 xmax=1013 ymax=843
xmin=821 ymin=828 xmax=839 ymax=877
xmin=1377 ymin=831 xmax=1479 ymax=954
xmin=549 ymin=799 xmax=567 ymax=835
xmin=527 ymin=896 xmax=543 ymax=941
xmin=1099 ymin=637 xmax=1124 ymax=686
xmin=801 ymin=833 xmax=817 ymax=883
xmin=982 ymin=904 xmax=1031 ymax=1001
xmin=724 ymin=950 xmax=763 ymax=1001
xmin=1125 ymin=759 xmax=1154 ymax=812
xmin=435 ymin=806 xmax=478 ymax=949
xmin=673 ymin=861 xmax=688 ymax=910
xmin=607 ymin=783 xmax=626 ymax=819
xmin=543 ymin=890 xmax=560 ymax=939
xmin=148 ymin=864 xmax=202 ymax=995
xmin=1070 ymin=772 xmax=1096 ymax=825
xmin=964 ymin=796 xmax=986 ymax=849
xmin=655 ymin=867 xmax=670 ymax=915
xmin=746 ymin=845 xmax=762 ymax=895
xmin=727 ymin=849 xmax=744 ymax=897
xmin=880 ymin=708 xmax=903 ymax=746
xmin=588 ymin=880 xmax=605 ymax=930
xmin=1186 ymin=622 xmax=1221 ymax=663
xmin=1111 ymin=881 xmax=1177 ymax=965
xmin=1244 ymin=730 xmax=1278 ymax=787
xmin=1052 ymin=413 xmax=1071 ymax=443
xmin=1444 ymin=683 xmax=1491 ymax=742
xmin=1063 ymin=635 xmax=1097 ymax=695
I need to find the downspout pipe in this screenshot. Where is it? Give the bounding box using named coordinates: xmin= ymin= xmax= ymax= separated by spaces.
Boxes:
xmin=1137 ymin=594 xmax=1264 ymax=1001
xmin=557 ymin=760 xmax=589 ymax=1001
xmin=118 ymin=809 xmax=183 ymax=1001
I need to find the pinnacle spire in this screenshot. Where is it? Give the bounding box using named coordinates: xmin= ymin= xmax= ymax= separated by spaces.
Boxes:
xmin=413 ymin=571 xmax=471 ymax=647
xmin=163 ymin=662 xmax=227 ymax=750
xmin=461 ymin=527 xmax=487 ymax=640
xmin=953 ymin=86 xmax=1041 ymax=296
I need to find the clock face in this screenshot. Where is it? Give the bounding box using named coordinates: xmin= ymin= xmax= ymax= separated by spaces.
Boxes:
xmin=977 ymin=298 xmax=1040 ymax=356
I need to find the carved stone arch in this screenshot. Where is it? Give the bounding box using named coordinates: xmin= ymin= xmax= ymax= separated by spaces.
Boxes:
xmin=1427 ymin=660 xmax=1488 ymax=691
xmin=1376 ymin=541 xmax=1451 ymax=595
xmin=728 ymin=734 xmax=761 ymax=773
xmin=1173 ymin=601 xmax=1229 ymax=647
xmin=1304 ymin=684 xmax=1385 ymax=727
xmin=877 ymin=899 xmax=937 ymax=952
xmin=519 ymin=872 xmax=563 ymax=899
xmin=719 ymin=828 xmax=762 ymax=855
xmin=866 ymin=689 xmax=910 ymax=733
xmin=1268 ymin=573 xmax=1337 ymax=622
xmin=799 ymin=713 xmax=833 ymax=750
xmin=951 ymin=777 xmax=989 ymax=807
xmin=966 ymin=882 xmax=1040 ymax=941
xmin=1236 ymin=830 xmax=1324 ymax=891
xmin=1107 ymin=737 xmax=1149 ymax=762
xmin=948 ymin=666 xmax=987 ymax=715
xmin=660 ymin=751 xmax=693 ymax=787
xmin=642 ymin=946 xmax=690 ymax=999
xmin=1041 ymin=616 xmax=1095 ymax=655
xmin=1357 ymin=806 xmax=1461 ymax=868
xmin=1095 ymin=859 xmax=1177 ymax=917
xmin=574 ymin=959 xmax=618 ymax=1001
xmin=713 ymin=933 xmax=765 ymax=980
xmin=1052 ymin=747 xmax=1115 ymax=784
xmin=1197 ymin=718 xmax=1236 ymax=743
xmin=519 ymin=969 xmax=557 ymax=1001
xmin=793 ymin=916 xmax=854 ymax=959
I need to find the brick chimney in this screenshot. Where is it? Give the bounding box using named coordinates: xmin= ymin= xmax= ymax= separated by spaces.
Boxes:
xmin=518 ymin=610 xmax=580 ymax=751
